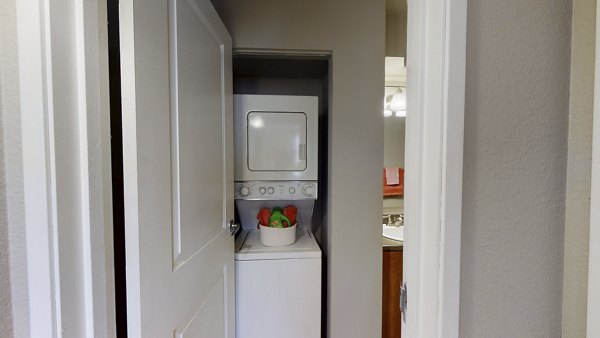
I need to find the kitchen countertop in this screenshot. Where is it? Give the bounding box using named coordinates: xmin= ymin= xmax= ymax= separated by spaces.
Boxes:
xmin=382 ymin=236 xmax=403 ymax=251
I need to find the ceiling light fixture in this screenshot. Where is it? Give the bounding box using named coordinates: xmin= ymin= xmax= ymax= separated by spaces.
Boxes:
xmin=384 ymin=86 xmax=407 ymax=117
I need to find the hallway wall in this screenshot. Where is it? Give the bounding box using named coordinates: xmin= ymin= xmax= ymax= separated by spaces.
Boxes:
xmin=562 ymin=0 xmax=596 ymax=335
xmin=461 ymin=0 xmax=571 ymax=336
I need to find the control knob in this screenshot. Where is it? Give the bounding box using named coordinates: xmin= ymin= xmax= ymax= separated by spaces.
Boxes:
xmin=302 ymin=184 xmax=314 ymax=197
xmin=289 ymin=187 xmax=296 ymax=194
xmin=259 ymin=187 xmax=266 ymax=194
xmin=239 ymin=185 xmax=251 ymax=197
xmin=267 ymin=187 xmax=274 ymax=194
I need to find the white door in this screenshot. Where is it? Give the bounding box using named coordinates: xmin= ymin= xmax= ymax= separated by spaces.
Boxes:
xmin=120 ymin=0 xmax=234 ymax=336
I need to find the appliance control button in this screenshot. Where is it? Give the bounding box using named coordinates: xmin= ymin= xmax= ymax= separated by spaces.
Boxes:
xmin=240 ymin=185 xmax=251 ymax=196
xmin=303 ymin=185 xmax=314 ymax=196
xmin=259 ymin=187 xmax=266 ymax=194
xmin=289 ymin=187 xmax=296 ymax=194
xmin=267 ymin=187 xmax=274 ymax=194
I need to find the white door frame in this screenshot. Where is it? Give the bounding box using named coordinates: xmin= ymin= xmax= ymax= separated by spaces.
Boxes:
xmin=587 ymin=1 xmax=600 ymax=336
xmin=12 ymin=0 xmax=467 ymax=336
xmin=14 ymin=0 xmax=115 ymax=336
xmin=404 ymin=0 xmax=467 ymax=337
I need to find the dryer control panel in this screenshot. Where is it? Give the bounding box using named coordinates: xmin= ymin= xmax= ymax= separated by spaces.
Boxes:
xmin=235 ymin=181 xmax=318 ymax=200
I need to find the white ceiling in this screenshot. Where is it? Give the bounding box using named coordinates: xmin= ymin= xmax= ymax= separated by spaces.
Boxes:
xmin=385 ymin=57 xmax=406 ymax=86
xmin=385 ymin=0 xmax=407 ymax=85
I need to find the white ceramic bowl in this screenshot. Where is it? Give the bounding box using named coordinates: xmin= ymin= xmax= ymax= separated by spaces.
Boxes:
xmin=259 ymin=223 xmax=297 ymax=247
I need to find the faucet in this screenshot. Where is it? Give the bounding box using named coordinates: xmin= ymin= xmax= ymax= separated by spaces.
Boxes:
xmin=383 ymin=214 xmax=404 ymax=226
xmin=383 ymin=214 xmax=392 ymax=225
xmin=383 ymin=213 xmax=404 ymax=227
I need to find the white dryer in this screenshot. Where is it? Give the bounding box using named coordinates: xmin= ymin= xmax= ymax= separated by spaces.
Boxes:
xmin=234 ymin=94 xmax=319 ymax=182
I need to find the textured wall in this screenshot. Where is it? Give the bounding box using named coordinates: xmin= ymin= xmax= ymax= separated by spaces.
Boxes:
xmin=211 ymin=1 xmax=385 ymax=337
xmin=0 ymin=20 xmax=14 ymax=337
xmin=0 ymin=0 xmax=28 ymax=337
xmin=563 ymin=0 xmax=595 ymax=336
xmin=461 ymin=0 xmax=571 ymax=336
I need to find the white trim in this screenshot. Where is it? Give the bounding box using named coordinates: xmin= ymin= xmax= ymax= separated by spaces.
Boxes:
xmin=16 ymin=0 xmax=61 ymax=335
xmin=15 ymin=0 xmax=115 ymax=336
xmin=74 ymin=0 xmax=115 ymax=336
xmin=587 ymin=1 xmax=600 ymax=335
xmin=118 ymin=0 xmax=143 ymax=334
xmin=96 ymin=0 xmax=118 ymax=334
xmin=404 ymin=0 xmax=467 ymax=337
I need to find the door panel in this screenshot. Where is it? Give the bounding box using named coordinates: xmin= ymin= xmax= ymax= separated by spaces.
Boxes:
xmin=120 ymin=0 xmax=234 ymax=336
xmin=175 ymin=268 xmax=227 ymax=338
xmin=170 ymin=0 xmax=226 ymax=268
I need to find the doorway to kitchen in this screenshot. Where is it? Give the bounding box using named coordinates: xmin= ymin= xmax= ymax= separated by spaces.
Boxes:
xmin=384 ymin=0 xmax=468 ymax=336
xmin=382 ymin=55 xmax=406 ymax=338
xmin=381 ymin=3 xmax=408 ymax=337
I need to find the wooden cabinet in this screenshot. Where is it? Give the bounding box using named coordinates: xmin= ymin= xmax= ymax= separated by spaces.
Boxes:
xmin=382 ymin=249 xmax=403 ymax=338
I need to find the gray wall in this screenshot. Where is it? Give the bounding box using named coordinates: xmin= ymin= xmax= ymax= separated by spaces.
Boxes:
xmin=383 ymin=121 xmax=405 ymax=169
xmin=563 ymin=0 xmax=595 ymax=335
xmin=0 ymin=0 xmax=28 ymax=337
xmin=383 ymin=117 xmax=405 ymax=213
xmin=461 ymin=0 xmax=571 ymax=336
xmin=0 ymin=18 xmax=13 ymax=335
xmin=212 ymin=1 xmax=385 ymax=337
xmin=385 ymin=13 xmax=406 ymax=58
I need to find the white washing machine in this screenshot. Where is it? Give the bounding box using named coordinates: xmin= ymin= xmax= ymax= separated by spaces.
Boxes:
xmin=235 ymin=228 xmax=321 ymax=338
xmin=234 ymin=183 xmax=321 ymax=338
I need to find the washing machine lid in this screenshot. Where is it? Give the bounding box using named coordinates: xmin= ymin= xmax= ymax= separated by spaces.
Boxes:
xmin=235 ymin=229 xmax=321 ymax=261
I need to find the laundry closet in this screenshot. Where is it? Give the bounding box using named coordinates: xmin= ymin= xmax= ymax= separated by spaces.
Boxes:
xmin=231 ymin=55 xmax=329 ymax=338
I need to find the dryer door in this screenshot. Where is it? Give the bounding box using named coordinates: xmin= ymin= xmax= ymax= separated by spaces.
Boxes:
xmin=247 ymin=111 xmax=307 ymax=172
xmin=234 ymin=94 xmax=318 ymax=181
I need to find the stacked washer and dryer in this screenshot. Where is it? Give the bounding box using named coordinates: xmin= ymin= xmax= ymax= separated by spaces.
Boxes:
xmin=233 ymin=94 xmax=322 ymax=338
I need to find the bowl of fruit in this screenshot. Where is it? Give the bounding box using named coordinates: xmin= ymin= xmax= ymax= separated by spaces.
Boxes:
xmin=256 ymin=205 xmax=298 ymax=247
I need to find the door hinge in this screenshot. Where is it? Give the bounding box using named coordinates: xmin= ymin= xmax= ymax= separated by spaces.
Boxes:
xmin=400 ymin=282 xmax=407 ymax=323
